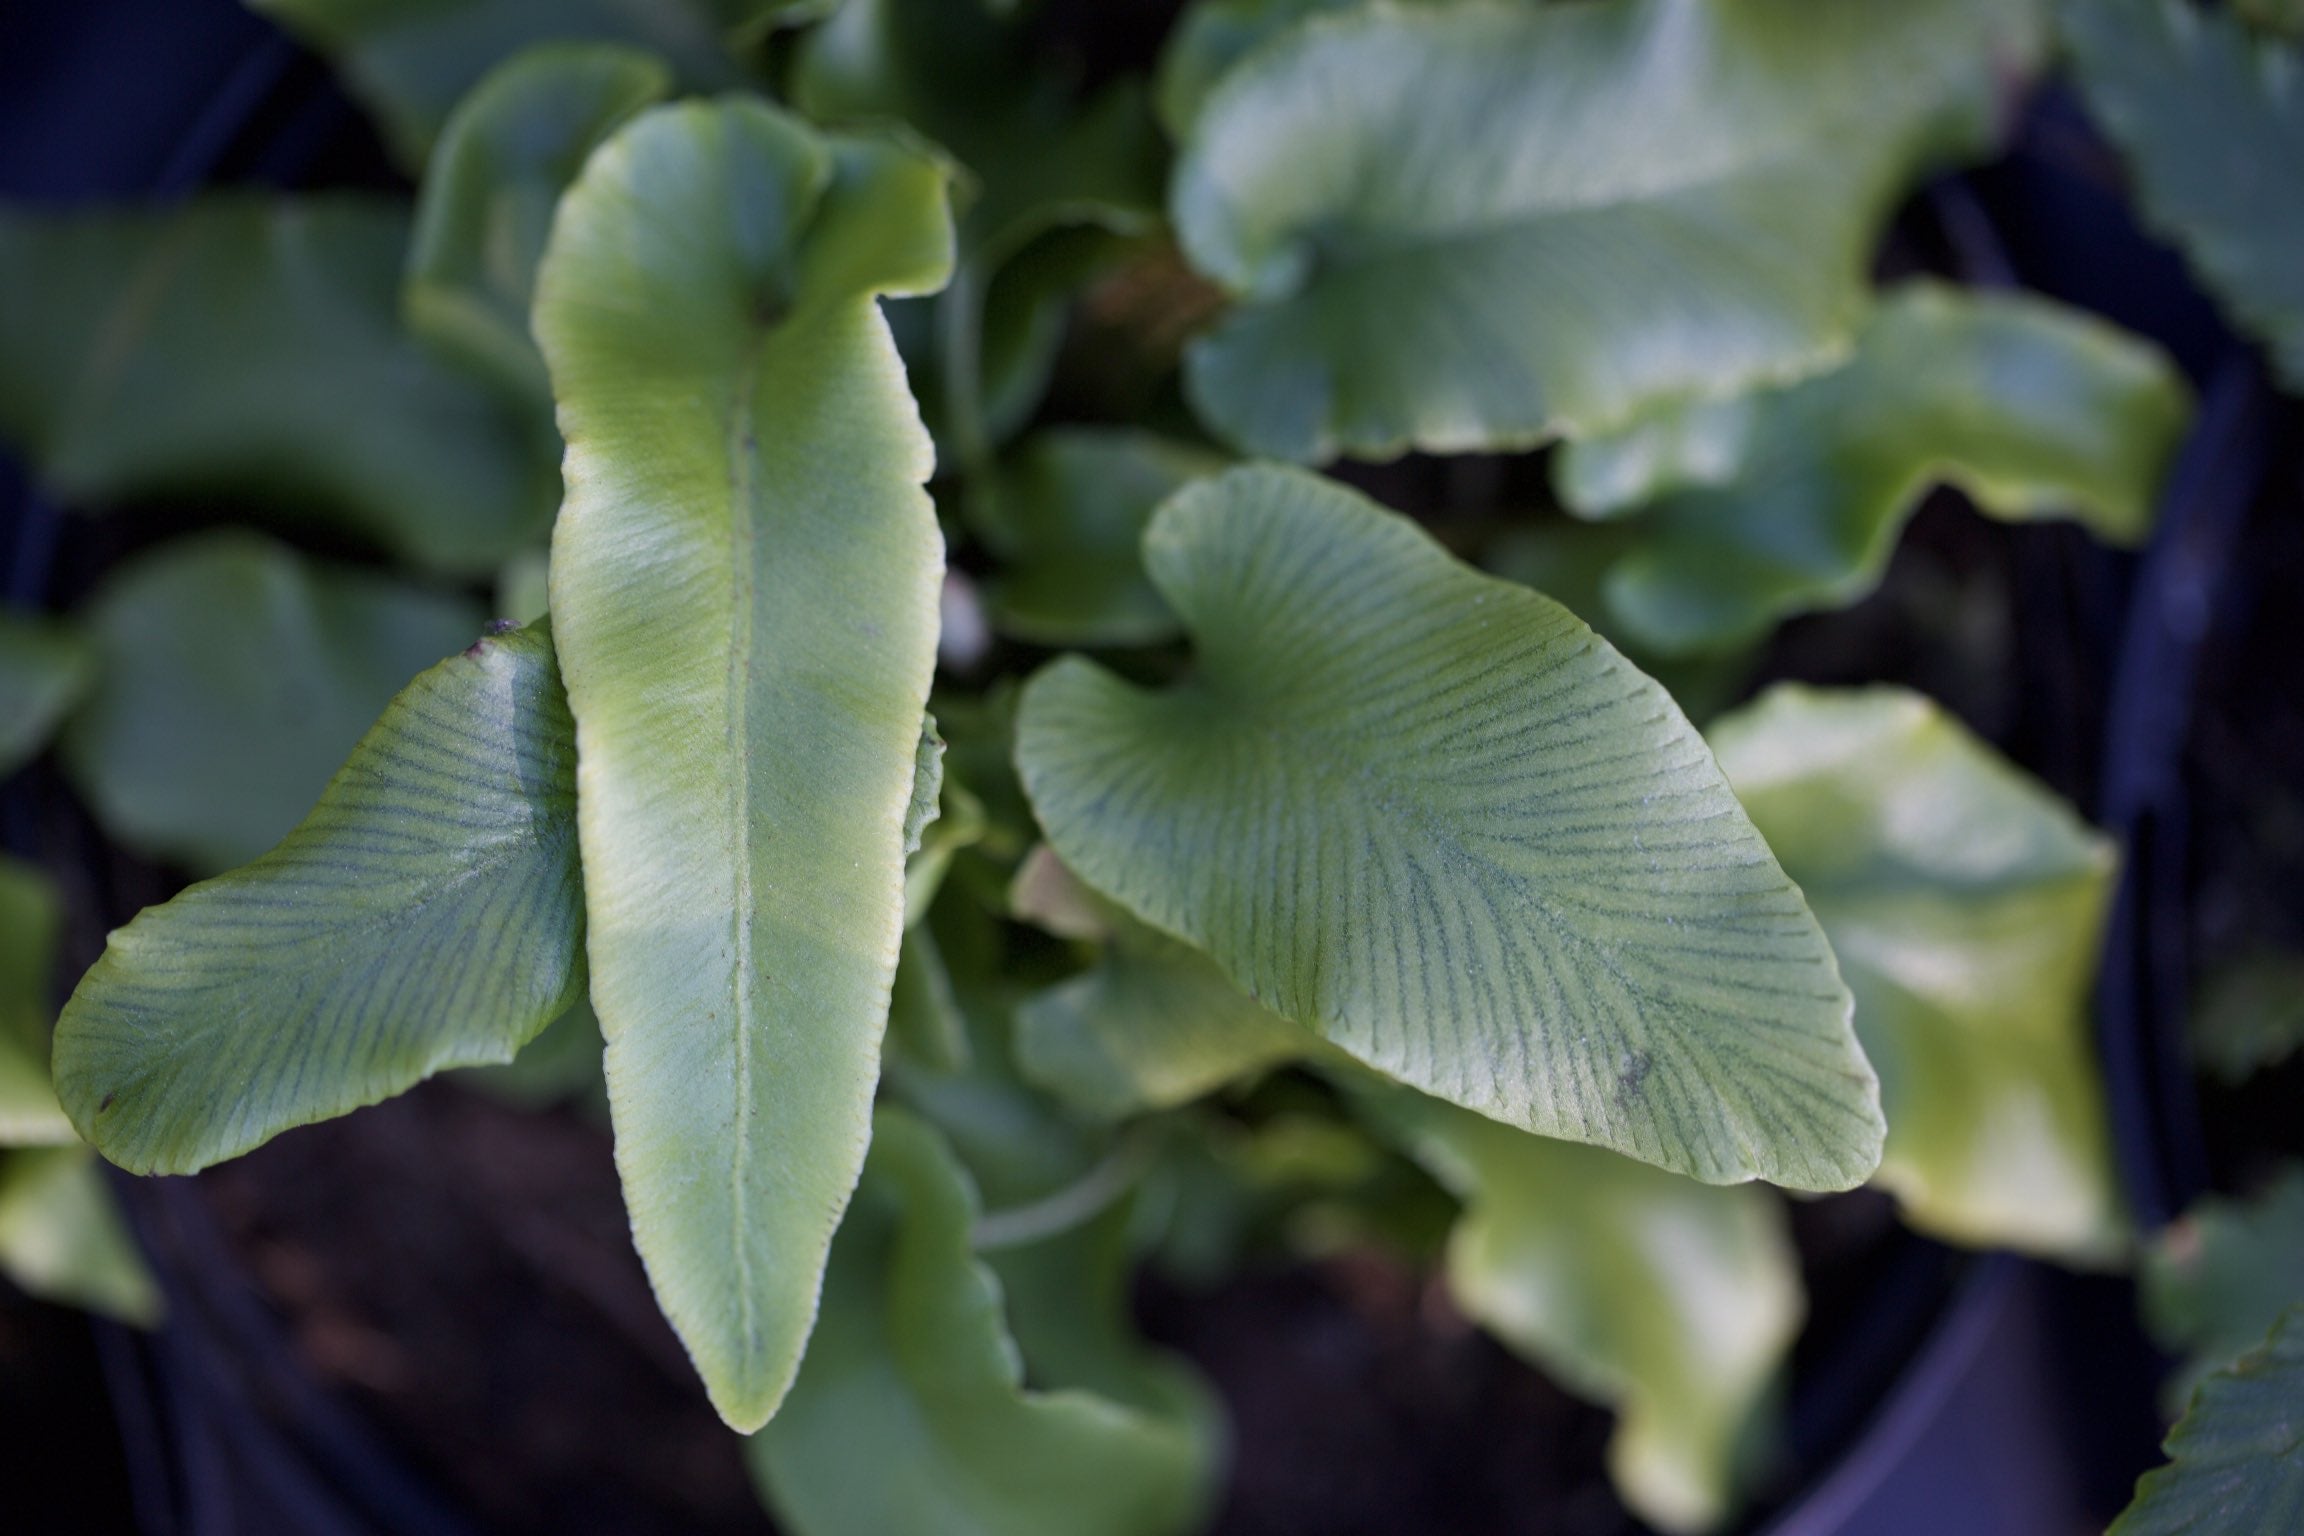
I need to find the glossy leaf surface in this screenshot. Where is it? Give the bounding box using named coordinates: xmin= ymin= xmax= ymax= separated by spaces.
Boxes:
xmin=0 ymin=1147 xmax=161 ymax=1326
xmin=1558 ymin=284 xmax=2190 ymax=653
xmin=1173 ymin=0 xmax=2042 ymax=460
xmin=1017 ymin=465 xmax=1882 ymax=1190
xmin=1364 ymin=1087 xmax=1800 ymax=1534
xmin=536 ymin=98 xmax=952 ymax=1431
xmin=2111 ymin=1305 xmax=2304 ymax=1536
xmin=406 ymin=43 xmax=673 ymax=399
xmin=0 ymin=859 xmax=70 ymax=1147
xmin=53 ymin=622 xmax=584 ymax=1175
xmin=0 ymin=611 xmax=89 ymax=781
xmin=973 ymin=430 xmax=1229 ymax=646
xmin=61 ymin=532 xmax=481 ymax=875
xmin=2144 ymin=1167 xmax=2304 ymax=1410
xmin=1711 ymin=685 xmax=2124 ymax=1262
xmin=751 ymin=1110 xmax=1210 ymax=1536
xmin=247 ymin=0 xmax=743 ymax=166
xmin=0 ymin=197 xmax=555 ymax=574
xmin=2065 ymin=0 xmax=2304 ymax=388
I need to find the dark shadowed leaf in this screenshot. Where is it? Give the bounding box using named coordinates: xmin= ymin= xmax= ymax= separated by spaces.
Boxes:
xmin=0 ymin=858 xmax=70 ymax=1148
xmin=0 ymin=197 xmax=557 ymax=574
xmin=0 ymin=610 xmax=90 ymax=781
xmin=60 ymin=532 xmax=482 ymax=875
xmin=2111 ymin=1305 xmax=2304 ymax=1535
xmin=2144 ymin=1167 xmax=2304 ymax=1411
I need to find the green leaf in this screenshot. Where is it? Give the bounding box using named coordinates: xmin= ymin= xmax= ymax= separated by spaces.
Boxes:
xmin=2144 ymin=1167 xmax=2304 ymax=1411
xmin=793 ymin=0 xmax=1164 ymax=462
xmin=973 ymin=429 xmax=1230 ymax=646
xmin=0 ymin=610 xmax=90 ymax=782
xmin=2064 ymin=0 xmax=2304 ymax=389
xmin=1011 ymin=847 xmax=1308 ymax=1121
xmin=535 ymin=97 xmax=953 ymax=1431
xmin=1016 ymin=464 xmax=1882 ymax=1191
xmin=0 ymin=1147 xmax=162 ymax=1326
xmin=2237 ymin=0 xmax=2304 ymax=40
xmin=1155 ymin=0 xmax=1448 ymax=141
xmin=1556 ymin=282 xmax=2191 ymax=654
xmin=1710 ymin=684 xmax=2125 ymax=1263
xmin=455 ymin=994 xmax=608 ymax=1115
xmin=750 ymin=1109 xmax=1210 ymax=1536
xmin=246 ymin=0 xmax=746 ymax=167
xmin=0 ymin=196 xmax=556 ymax=575
xmin=1172 ymin=0 xmax=2043 ymax=461
xmin=0 ymin=858 xmax=71 ymax=1148
xmin=2110 ymin=1304 xmax=2304 ymax=1536
xmin=51 ymin=621 xmax=584 ymax=1175
xmin=2192 ymin=954 xmax=2304 ymax=1086
xmin=406 ymin=43 xmax=674 ymax=400
xmin=60 ymin=532 xmax=483 ymax=876
xmin=1360 ymin=1086 xmax=1800 ymax=1534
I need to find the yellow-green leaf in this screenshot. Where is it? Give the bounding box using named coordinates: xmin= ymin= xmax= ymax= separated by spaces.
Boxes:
xmin=52 ymin=622 xmax=584 ymax=1175
xmin=1711 ymin=684 xmax=2125 ymax=1263
xmin=1016 ymin=465 xmax=1882 ymax=1191
xmin=1557 ymin=283 xmax=2191 ymax=654
xmin=0 ymin=1147 xmax=161 ymax=1327
xmin=535 ymin=97 xmax=953 ymax=1431
xmin=0 ymin=858 xmax=71 ymax=1148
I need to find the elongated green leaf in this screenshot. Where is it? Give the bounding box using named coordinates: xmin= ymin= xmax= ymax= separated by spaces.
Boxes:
xmin=0 ymin=858 xmax=71 ymax=1148
xmin=972 ymin=430 xmax=1230 ymax=646
xmin=247 ymin=0 xmax=744 ymax=167
xmin=2111 ymin=1304 xmax=2304 ymax=1536
xmin=52 ymin=621 xmax=583 ymax=1175
xmin=1173 ymin=0 xmax=2042 ymax=461
xmin=0 ymin=197 xmax=556 ymax=575
xmin=2144 ymin=1167 xmax=2304 ymax=1411
xmin=1557 ymin=283 xmax=2191 ymax=654
xmin=1017 ymin=465 xmax=1882 ymax=1190
xmin=0 ymin=1147 xmax=161 ymax=1326
xmin=751 ymin=1110 xmax=1210 ymax=1536
xmin=0 ymin=611 xmax=89 ymax=781
xmin=1710 ymin=685 xmax=2125 ymax=1263
xmin=2192 ymin=954 xmax=2304 ymax=1086
xmin=536 ymin=98 xmax=953 ymax=1431
xmin=406 ymin=44 xmax=673 ymax=399
xmin=1156 ymin=0 xmax=1440 ymax=141
xmin=1360 ymin=1086 xmax=1799 ymax=1534
xmin=1011 ymin=847 xmax=1307 ymax=1120
xmin=60 ymin=532 xmax=481 ymax=876
xmin=2064 ymin=0 xmax=2304 ymax=389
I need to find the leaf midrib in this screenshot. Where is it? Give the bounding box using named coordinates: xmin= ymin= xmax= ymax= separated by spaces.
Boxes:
xmin=722 ymin=329 xmax=767 ymax=1366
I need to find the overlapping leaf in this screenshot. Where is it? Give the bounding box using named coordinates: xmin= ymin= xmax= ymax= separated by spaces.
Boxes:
xmin=0 ymin=858 xmax=71 ymax=1147
xmin=52 ymin=621 xmax=585 ymax=1175
xmin=1360 ymin=1086 xmax=1800 ymax=1535
xmin=972 ymin=430 xmax=1230 ymax=646
xmin=2064 ymin=0 xmax=2304 ymax=388
xmin=536 ymin=98 xmax=952 ymax=1431
xmin=1711 ymin=685 xmax=2125 ymax=1262
xmin=1556 ymin=283 xmax=2190 ymax=653
xmin=247 ymin=0 xmax=744 ymax=167
xmin=2110 ymin=1305 xmax=2304 ymax=1535
xmin=1017 ymin=465 xmax=1882 ymax=1190
xmin=1156 ymin=0 xmax=1442 ymax=141
xmin=405 ymin=43 xmax=673 ymax=398
xmin=1172 ymin=0 xmax=2044 ymax=460
xmin=61 ymin=532 xmax=481 ymax=875
xmin=0 ymin=197 xmax=556 ymax=574
xmin=0 ymin=611 xmax=89 ymax=781
xmin=750 ymin=1110 xmax=1210 ymax=1536
xmin=0 ymin=1147 xmax=162 ymax=1326
xmin=2144 ymin=1167 xmax=2304 ymax=1410
xmin=1010 ymin=847 xmax=1307 ymax=1121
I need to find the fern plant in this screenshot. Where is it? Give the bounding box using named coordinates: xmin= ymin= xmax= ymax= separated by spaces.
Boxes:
xmin=2 ymin=0 xmax=2294 ymax=1530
